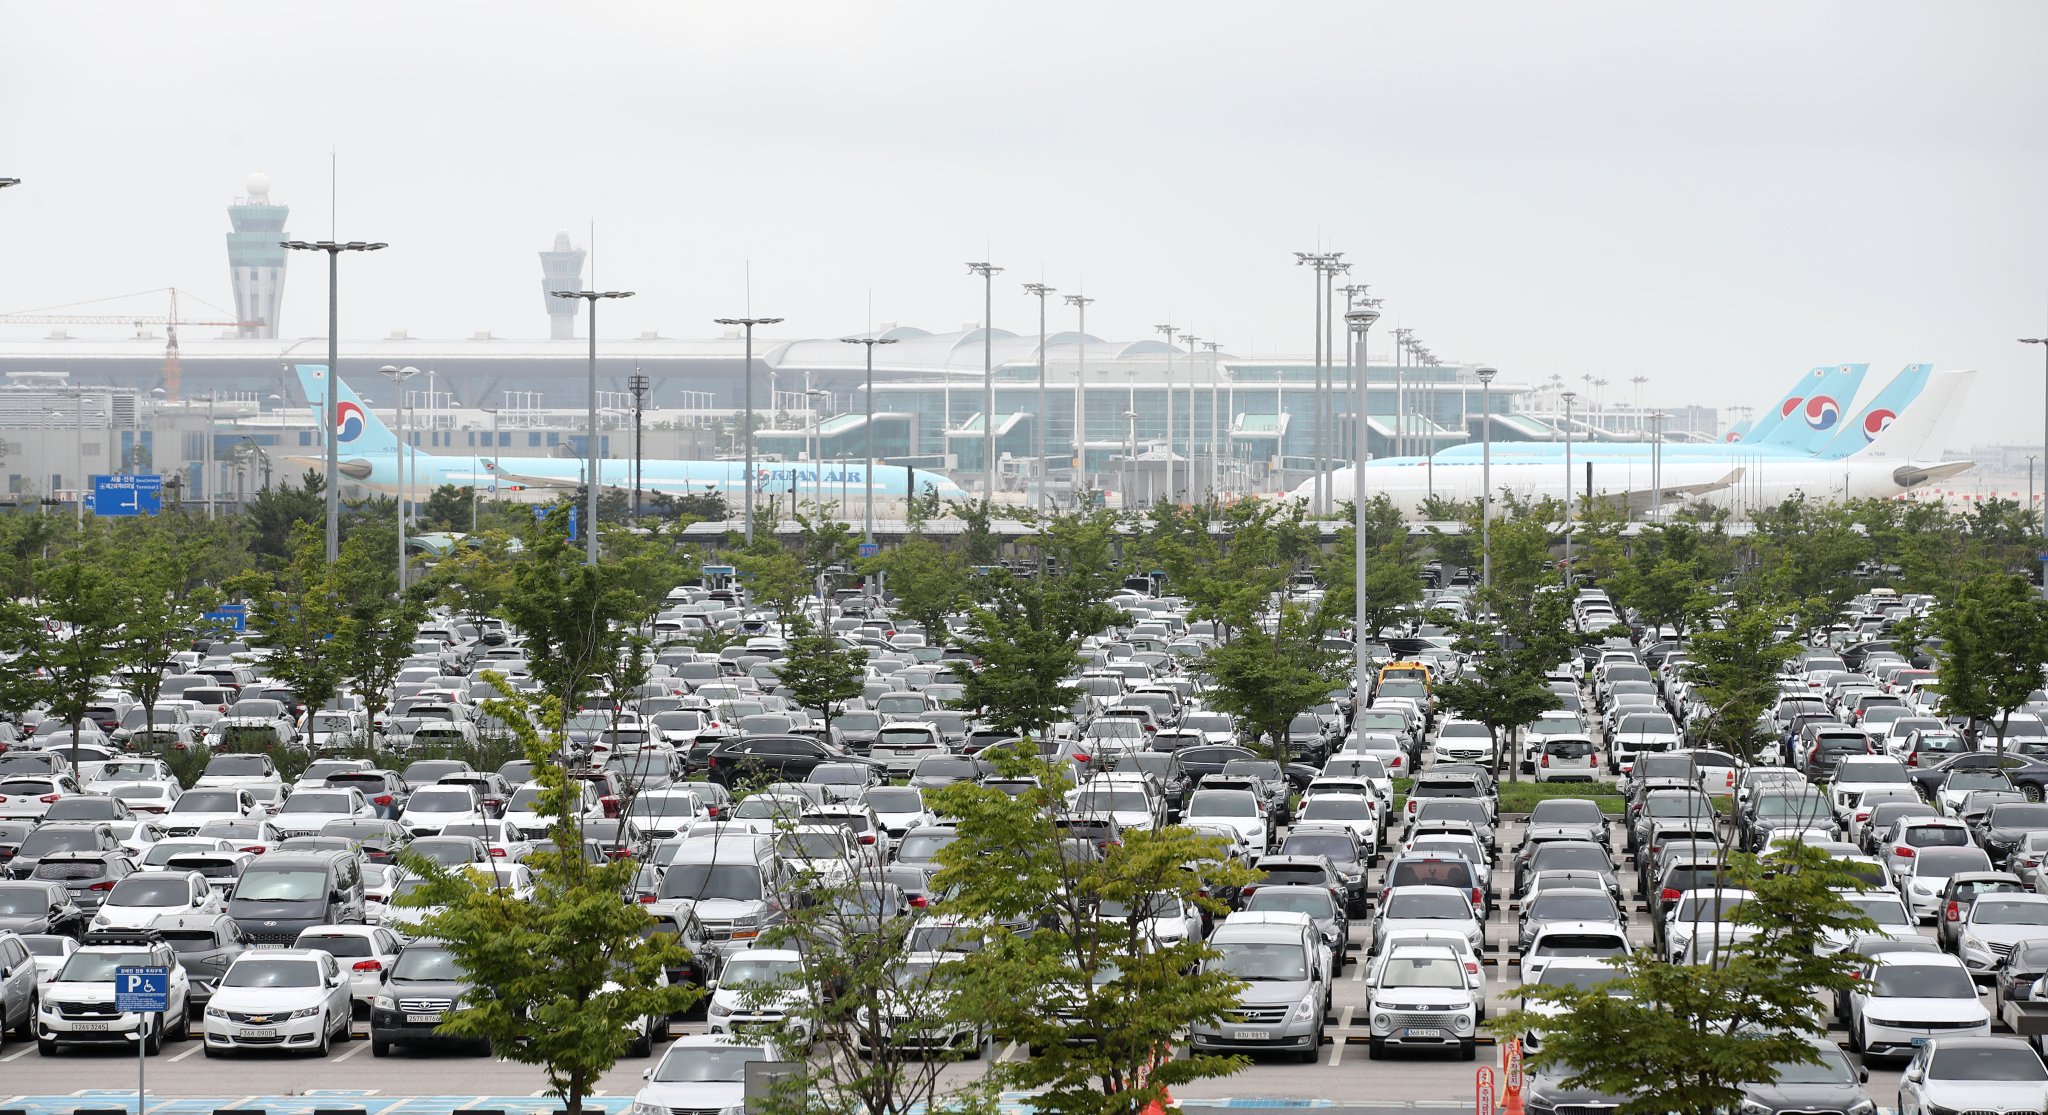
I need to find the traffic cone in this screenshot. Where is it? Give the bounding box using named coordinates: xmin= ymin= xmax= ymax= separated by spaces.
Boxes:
xmin=1502 ymin=1085 xmax=1524 ymax=1115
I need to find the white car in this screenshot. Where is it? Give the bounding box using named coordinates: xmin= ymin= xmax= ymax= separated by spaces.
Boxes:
xmin=192 ymin=753 xmax=283 ymax=792
xmin=861 ymin=786 xmax=936 ymax=840
xmin=1898 ymin=1036 xmax=2048 ymax=1115
xmin=632 ymin=1035 xmax=784 ymax=1115
xmin=1897 ymin=846 xmax=1996 ymax=922
xmin=1521 ymin=921 xmax=1632 ymax=986
xmin=291 ymin=758 xmax=376 ymax=793
xmin=1846 ymin=952 xmax=1990 ymax=1062
xmin=774 ymin=825 xmax=863 ymax=887
xmin=0 ymin=775 xmax=82 ymax=820
xmin=1515 ymin=957 xmax=1621 ymax=1054
xmin=1291 ymin=793 xmax=1380 ymax=860
xmin=293 ymin=924 xmax=406 ymax=1015
xmin=399 ymin=785 xmax=488 ymax=837
xmin=92 ymin=870 xmax=221 ymax=930
xmin=203 ymin=948 xmax=355 ymax=1056
xmin=1365 ymin=943 xmax=1482 ymax=1059
xmin=272 ymin=788 xmax=377 ymax=837
xmin=38 ymin=935 xmax=193 ymax=1053
xmin=1431 ymin=720 xmax=1496 ymax=765
xmin=85 ymin=758 xmax=178 ymax=793
xmin=20 ymin=933 xmax=76 ymax=983
xmin=1182 ymin=787 xmax=1271 ymax=862
xmin=706 ymin=948 xmax=814 ymax=1045
xmin=1956 ymin=894 xmax=2048 ymax=977
xmin=138 ymin=838 xmax=238 ymax=873
xmin=104 ymin=781 xmax=183 ymax=816
xmin=161 ymin=787 xmax=263 ymax=838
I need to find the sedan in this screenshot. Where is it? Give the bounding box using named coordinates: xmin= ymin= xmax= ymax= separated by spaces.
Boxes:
xmin=1848 ymin=953 xmax=1991 ymax=1062
xmin=203 ymin=948 xmax=355 ymax=1057
xmin=272 ymin=788 xmax=377 ymax=838
xmin=1956 ymin=894 xmax=2048 ymax=979
xmin=1898 ymin=1036 xmax=2048 ymax=1115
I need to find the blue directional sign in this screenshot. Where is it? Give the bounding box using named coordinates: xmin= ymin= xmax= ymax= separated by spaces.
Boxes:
xmin=202 ymin=603 xmax=248 ymax=633
xmin=114 ymin=966 xmax=169 ymax=1013
xmin=858 ymin=543 xmax=879 ymax=559
xmin=701 ymin=564 xmax=736 ymax=577
xmin=92 ymin=474 xmax=163 ymax=517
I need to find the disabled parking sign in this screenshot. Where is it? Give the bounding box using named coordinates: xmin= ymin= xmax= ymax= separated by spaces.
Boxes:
xmin=114 ymin=966 xmax=169 ymax=1013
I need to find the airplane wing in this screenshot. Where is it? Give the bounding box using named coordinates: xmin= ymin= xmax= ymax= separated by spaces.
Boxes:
xmin=1608 ymin=468 xmax=1745 ymax=512
xmin=477 ymin=461 xmax=580 ymax=490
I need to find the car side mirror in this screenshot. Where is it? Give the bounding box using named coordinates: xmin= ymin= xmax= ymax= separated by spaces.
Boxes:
xmin=1859 ymin=1067 xmax=1870 ymax=1083
xmin=705 ymin=978 xmax=718 ymax=990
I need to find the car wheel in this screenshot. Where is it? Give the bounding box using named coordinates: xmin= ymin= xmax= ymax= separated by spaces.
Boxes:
xmin=13 ymin=993 xmax=33 ymax=1041
xmin=170 ymin=998 xmax=190 ymax=1042
xmin=312 ymin=1013 xmax=330 ymax=1058
xmin=37 ymin=1037 xmax=55 ymax=1056
xmin=372 ymin=1037 xmax=390 ymax=1057
xmin=1367 ymin=1037 xmax=1384 ymax=1060
xmin=2027 ymin=784 xmax=2045 ymax=804
xmin=202 ymin=1042 xmax=219 ymax=1059
xmin=1459 ymin=1039 xmax=1476 ymax=1062
xmin=629 ymin=1024 xmax=652 ymax=1059
xmin=334 ymin=1011 xmax=351 ymax=1043
xmin=144 ymin=1012 xmax=164 ymax=1055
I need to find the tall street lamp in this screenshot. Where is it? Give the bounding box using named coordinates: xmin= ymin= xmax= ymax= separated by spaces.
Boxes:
xmin=1346 ymin=308 xmax=1379 ymax=704
xmin=1650 ymin=411 xmax=1668 ymax=519
xmin=840 ymin=336 xmax=899 ymax=545
xmin=1156 ymin=324 xmax=1178 ymax=501
xmin=628 ymin=372 xmax=650 ymax=519
xmin=1476 ymin=366 xmax=1498 ymax=596
xmin=1561 ymin=390 xmax=1578 ymax=590
xmin=282 ymin=239 xmax=386 ymax=562
xmin=1064 ymin=293 xmax=1094 ymax=504
xmin=803 ymin=387 xmax=831 ymax=514
xmin=2024 ymin=337 xmax=2048 ymax=541
xmin=717 ymin=315 xmax=782 ymax=547
xmin=966 ymin=262 xmax=1003 ymax=502
xmin=379 ymin=364 xmax=420 ymax=590
xmin=554 ymin=289 xmax=635 ymax=565
xmin=1023 ymin=283 xmax=1056 ymax=513
xmin=1122 ymin=409 xmax=1140 ymax=510
xmin=1181 ymin=333 xmax=1202 ymax=503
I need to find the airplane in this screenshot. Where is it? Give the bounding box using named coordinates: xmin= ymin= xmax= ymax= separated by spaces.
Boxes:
xmin=285 ymin=365 xmax=972 ymax=503
xmin=1294 ymin=369 xmax=1976 ymax=516
xmin=1430 ymin=363 xmax=1890 ymax=465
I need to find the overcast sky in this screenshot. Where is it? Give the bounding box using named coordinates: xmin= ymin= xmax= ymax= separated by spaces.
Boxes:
xmin=3 ymin=1 xmax=2045 ymax=445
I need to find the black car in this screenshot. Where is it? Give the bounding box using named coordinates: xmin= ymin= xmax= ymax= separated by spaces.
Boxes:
xmin=320 ymin=818 xmax=413 ymax=864
xmin=1734 ymin=1039 xmax=1872 ymax=1115
xmin=324 ymin=770 xmax=413 ymax=820
xmin=5 ymin=822 xmax=121 ymax=880
xmin=0 ymin=880 xmax=88 ymax=937
xmin=1974 ymin=802 xmax=2048 ymax=866
xmin=371 ymin=941 xmax=488 ymax=1057
xmin=1908 ymin=752 xmax=2046 ymax=800
xmin=29 ymin=851 xmax=135 ymax=911
xmin=704 ymin=735 xmax=876 ymax=788
xmin=1175 ymin=745 xmax=1260 ymax=786
xmin=0 ymin=819 xmax=30 ymax=869
xmin=640 ymin=910 xmax=720 ymax=1002
xmin=1994 ymin=938 xmax=2048 ymax=1011
xmin=152 ymin=912 xmax=249 ymax=1009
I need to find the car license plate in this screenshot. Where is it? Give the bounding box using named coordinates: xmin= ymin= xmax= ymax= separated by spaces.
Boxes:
xmin=1404 ymin=1027 xmax=1443 ymax=1038
xmin=406 ymin=1013 xmax=442 ymax=1024
xmin=1232 ymin=1029 xmax=1271 ymax=1041
xmin=72 ymin=1022 xmax=108 ymax=1031
xmin=1911 ymin=1036 xmax=1929 ymax=1046
xmin=238 ymin=1028 xmax=276 ymax=1039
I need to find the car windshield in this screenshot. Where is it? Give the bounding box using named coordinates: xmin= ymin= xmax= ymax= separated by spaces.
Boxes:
xmin=722 ymin=955 xmax=802 ymax=987
xmin=1532 ymin=934 xmax=1627 ymax=957
xmin=106 ymin=876 xmax=192 ymax=907
xmin=1872 ymin=963 xmax=1976 ymax=998
xmin=660 ymin=864 xmax=763 ymax=901
xmin=895 ymin=832 xmax=955 ymax=861
xmin=629 ymin=796 xmax=700 ymax=820
xmin=1212 ymin=942 xmax=1309 ymax=981
xmin=650 ymin=1044 xmax=771 ymax=1083
xmin=1537 ymin=965 xmax=1619 ymax=990
xmin=1188 ymin=791 xmax=1255 ymax=818
xmin=1618 ymin=715 xmax=1676 ymax=734
xmin=1529 ymin=894 xmax=1619 ymax=922
xmin=391 ymin=947 xmax=461 ymax=980
xmin=176 ymin=790 xmax=240 ymax=812
xmin=297 ymin=933 xmax=374 ymax=957
xmin=222 ymin=957 xmax=322 ymax=988
xmin=1532 ymin=846 xmax=1610 ymax=872
xmin=1769 ymin=1047 xmax=1858 ymax=1085
xmin=732 ymin=798 xmax=803 ymax=821
xmin=0 ymin=888 xmax=52 ymax=915
xmin=1929 ymin=1045 xmax=2048 ymax=1081
xmin=1843 ymin=895 xmax=1913 ymax=926
xmin=283 ymin=793 xmax=353 ymax=814
xmin=1381 ymin=955 xmax=1467 ymax=988
xmin=1952 ymin=772 xmax=2015 ymax=790
xmin=1097 ymin=895 xmax=1184 ymax=920
xmin=59 ymin=950 xmax=152 ymax=982
xmin=1283 ymin=834 xmax=1357 ymax=861
xmin=809 ymin=766 xmax=865 ymax=785
xmin=233 ymin=869 xmax=328 ymax=902
xmin=1974 ymin=900 xmax=2048 ymax=926
xmin=1302 ymin=797 xmax=1371 ymax=820
xmin=864 ymin=788 xmax=923 ymax=812
xmin=410 ymin=789 xmax=474 ymax=812
xmin=1074 ymin=790 xmax=1151 ymax=813
xmin=204 ymin=756 xmax=269 ymax=776
xmin=778 ymin=832 xmax=849 ymax=859
xmin=1992 ymin=805 xmax=2048 ymax=828
xmin=1385 ymin=892 xmax=1473 ymax=920
xmin=1916 ymin=848 xmax=1993 ymax=875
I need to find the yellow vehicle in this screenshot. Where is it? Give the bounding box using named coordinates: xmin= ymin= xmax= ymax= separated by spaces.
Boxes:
xmin=1375 ymin=661 xmax=1433 ymax=696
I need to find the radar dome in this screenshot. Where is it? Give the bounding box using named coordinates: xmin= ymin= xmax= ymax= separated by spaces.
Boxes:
xmin=244 ymin=172 xmax=272 ymax=200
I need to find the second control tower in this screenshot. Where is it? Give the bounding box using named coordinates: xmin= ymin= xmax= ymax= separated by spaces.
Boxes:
xmin=225 ymin=172 xmax=288 ymax=339
xmin=540 ymin=231 xmax=587 ymax=340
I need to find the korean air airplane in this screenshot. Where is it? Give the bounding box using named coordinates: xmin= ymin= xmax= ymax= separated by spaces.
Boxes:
xmin=287 ymin=365 xmax=971 ymax=502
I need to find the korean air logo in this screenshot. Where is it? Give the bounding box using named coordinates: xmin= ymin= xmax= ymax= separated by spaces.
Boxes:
xmin=335 ymin=400 xmax=366 ymax=443
xmin=1723 ymin=431 xmax=1741 ymax=443
xmin=1780 ymin=396 xmax=1804 ymax=418
xmin=1804 ymin=395 xmax=1841 ymax=431
xmin=1863 ymin=408 xmax=1896 ymax=441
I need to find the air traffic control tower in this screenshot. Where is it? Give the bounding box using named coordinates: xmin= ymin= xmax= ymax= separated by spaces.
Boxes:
xmin=540 ymin=231 xmax=587 ymax=340
xmin=225 ymin=172 xmax=288 ymax=339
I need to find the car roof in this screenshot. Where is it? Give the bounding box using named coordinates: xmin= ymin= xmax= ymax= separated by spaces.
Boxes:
xmin=1210 ymin=920 xmax=1307 ymax=944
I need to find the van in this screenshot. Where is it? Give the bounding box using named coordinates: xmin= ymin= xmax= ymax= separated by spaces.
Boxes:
xmin=226 ymin=850 xmax=366 ymax=945
xmin=648 ymin=838 xmax=786 ymax=961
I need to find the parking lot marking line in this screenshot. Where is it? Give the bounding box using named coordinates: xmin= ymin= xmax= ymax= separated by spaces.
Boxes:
xmin=168 ymin=1042 xmax=205 ymax=1062
xmin=0 ymin=1046 xmax=33 ymax=1062
xmin=332 ymin=1039 xmax=369 ymax=1062
xmin=1328 ymin=1005 xmax=1354 ymax=1066
xmin=999 ymin=1041 xmax=1022 ymax=1062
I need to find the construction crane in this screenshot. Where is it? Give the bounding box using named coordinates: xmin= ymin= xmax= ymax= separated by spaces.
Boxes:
xmin=0 ymin=287 xmax=261 ymax=400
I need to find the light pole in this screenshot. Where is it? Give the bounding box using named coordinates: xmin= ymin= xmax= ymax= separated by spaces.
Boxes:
xmin=1650 ymin=411 xmax=1668 ymax=518
xmin=966 ymin=262 xmax=1003 ymax=501
xmin=553 ymin=289 xmax=634 ymax=565
xmin=1295 ymin=251 xmax=1343 ymax=512
xmin=1630 ymin=375 xmax=1649 ymax=433
xmin=840 ymin=336 xmax=898 ymax=545
xmin=1156 ymin=324 xmax=1178 ymax=501
xmin=1023 ymin=283 xmax=1055 ymax=512
xmin=1122 ymin=409 xmax=1140 ymax=509
xmin=717 ymin=315 xmax=783 ymax=546
xmin=282 ymin=238 xmax=386 ymax=562
xmin=1347 ymin=308 xmax=1379 ymax=704
xmin=628 ymin=372 xmax=649 ymax=520
xmin=1476 ymin=366 xmax=1498 ymax=596
xmin=2024 ymin=337 xmax=2048 ymax=541
xmin=202 ymin=392 xmax=217 ymax=520
xmin=803 ymin=388 xmax=831 ymax=514
xmin=1064 ymin=293 xmax=1094 ymax=504
xmin=1562 ymin=390 xmax=1578 ymax=590
xmin=1204 ymin=341 xmax=1223 ymax=497
xmin=379 ymin=365 xmax=420 ymax=589
xmin=0 ymin=178 xmax=18 ymax=188
xmin=1182 ymin=333 xmax=1201 ymax=503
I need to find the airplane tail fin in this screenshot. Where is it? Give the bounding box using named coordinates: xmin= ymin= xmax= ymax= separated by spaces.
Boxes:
xmin=1753 ymin=364 xmax=1867 ymax=452
xmin=1741 ymin=366 xmax=1833 ymax=444
xmin=1815 ymin=363 xmax=1932 ymax=459
xmin=293 ymin=365 xmax=400 ymax=456
xmin=1852 ymin=369 xmax=1973 ymax=463
xmin=1721 ymin=417 xmax=1753 ymax=444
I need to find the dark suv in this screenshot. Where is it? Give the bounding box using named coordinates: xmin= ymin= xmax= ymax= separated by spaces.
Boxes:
xmin=370 ymin=941 xmax=486 ymax=1057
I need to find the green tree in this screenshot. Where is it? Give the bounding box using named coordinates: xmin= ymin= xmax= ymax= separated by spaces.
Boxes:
xmin=499 ymin=511 xmax=652 ymax=714
xmin=1495 ymin=843 xmax=1875 ymax=1115
xmin=1928 ymin=571 xmax=2048 ymax=754
xmin=1683 ymin=596 xmax=1801 ymax=761
xmin=243 ymin=470 xmax=328 ymax=567
xmin=417 ymin=484 xmax=476 ymax=532
xmin=1201 ymin=601 xmax=1346 ymax=773
xmin=233 ymin=524 xmax=349 ymax=717
xmin=401 ymin=674 xmax=700 ymax=1113
xmin=735 ymin=538 xmax=813 ymax=629
xmin=111 ymin=536 xmax=225 ymax=742
xmin=955 ymin=583 xmax=1087 ymax=739
xmin=864 ymin=536 xmax=967 ymax=639
xmin=776 ymin=621 xmax=865 ymax=739
xmin=0 ymin=545 xmax=130 ymax=770
xmin=928 ymin=755 xmax=1259 ymax=1115
xmin=1434 ymin=619 xmax=1563 ymax=783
